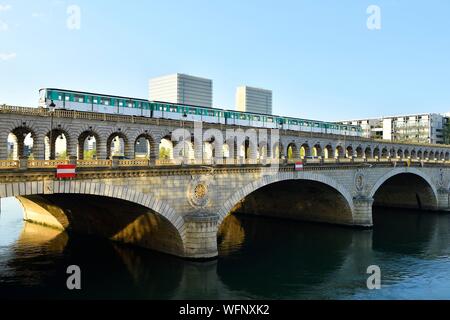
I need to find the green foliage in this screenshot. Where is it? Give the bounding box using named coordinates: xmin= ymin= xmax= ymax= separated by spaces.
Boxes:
xmin=443 ymin=122 xmax=450 ymax=145
xmin=159 ymin=147 xmax=171 ymax=159
xmin=84 ymin=149 xmax=96 ymax=160
xmin=57 ymin=151 xmax=67 ymax=160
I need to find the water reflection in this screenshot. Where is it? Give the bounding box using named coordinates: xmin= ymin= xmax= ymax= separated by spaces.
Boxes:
xmin=0 ymin=198 xmax=449 ymax=299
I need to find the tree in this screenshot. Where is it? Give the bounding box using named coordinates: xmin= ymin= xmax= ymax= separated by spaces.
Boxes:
xmin=57 ymin=151 xmax=67 ymax=160
xmin=159 ymin=147 xmax=171 ymax=159
xmin=443 ymin=122 xmax=450 ymax=145
xmin=84 ymin=150 xmax=96 ymax=160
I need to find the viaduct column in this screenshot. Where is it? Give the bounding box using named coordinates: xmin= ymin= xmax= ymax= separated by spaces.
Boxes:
xmin=436 ymin=187 xmax=450 ymax=212
xmin=32 ymin=133 xmax=45 ymax=160
xmin=67 ymin=137 xmax=78 ymax=160
xmin=124 ymin=141 xmax=134 ymax=160
xmin=352 ymin=196 xmax=374 ymax=227
xmin=183 ymin=214 xmax=219 ymax=259
xmin=97 ymin=138 xmax=107 ymax=160
xmin=0 ymin=131 xmax=9 ymax=160
xmin=149 ymin=142 xmax=159 ymax=164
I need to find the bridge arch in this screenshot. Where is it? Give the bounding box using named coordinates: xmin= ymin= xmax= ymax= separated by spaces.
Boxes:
xmin=373 ymin=147 xmax=380 ymax=159
xmin=78 ymin=129 xmax=101 ymax=160
xmin=364 ymin=146 xmax=372 ymax=159
xmin=45 ymin=127 xmax=72 ymax=160
xmin=0 ymin=180 xmax=185 ymax=256
xmin=287 ymin=142 xmax=299 ymax=160
xmin=300 ymin=143 xmax=310 ymax=158
xmin=107 ymin=131 xmax=129 ymax=159
xmin=134 ymin=132 xmax=157 ymax=160
xmin=323 ymin=144 xmax=333 ymax=159
xmin=335 ymin=145 xmax=345 ymax=158
xmin=312 ymin=143 xmax=322 ymax=157
xmin=369 ymin=168 xmax=439 ymax=211
xmin=355 ymin=145 xmax=364 ymax=158
xmin=8 ymin=125 xmax=37 ymax=160
xmin=217 ymin=172 xmax=355 ymax=227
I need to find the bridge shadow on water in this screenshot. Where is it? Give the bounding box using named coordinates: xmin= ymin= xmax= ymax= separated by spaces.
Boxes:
xmin=0 ymin=202 xmax=449 ymax=299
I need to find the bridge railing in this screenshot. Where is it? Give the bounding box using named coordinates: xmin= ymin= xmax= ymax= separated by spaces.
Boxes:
xmin=1 ymin=157 xmax=450 ymax=171
xmin=77 ymin=159 xmax=112 ymax=167
xmin=28 ymin=160 xmax=69 ymax=168
xmin=0 ymin=160 xmax=20 ymax=169
xmin=118 ymin=159 xmax=150 ymax=167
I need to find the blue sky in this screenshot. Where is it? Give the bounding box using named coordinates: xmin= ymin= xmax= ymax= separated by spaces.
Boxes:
xmin=0 ymin=0 xmax=449 ymax=121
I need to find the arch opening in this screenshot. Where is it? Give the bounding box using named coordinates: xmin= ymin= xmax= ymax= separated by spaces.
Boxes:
xmin=16 ymin=194 xmax=185 ymax=257
xmin=372 ymin=173 xmax=438 ymax=211
xmin=220 ymin=179 xmax=354 ymax=232
xmin=323 ymin=145 xmax=333 ymax=159
xmin=8 ymin=128 xmax=34 ymax=160
xmin=135 ymin=134 xmax=155 ymax=160
xmin=45 ymin=129 xmax=68 ymax=160
xmin=78 ymin=130 xmax=99 ymax=160
xmin=364 ymin=147 xmax=372 ymax=159
xmin=287 ymin=143 xmax=298 ymax=160
xmin=107 ymin=133 xmax=128 ymax=159
xmin=300 ymin=144 xmax=310 ymax=159
xmin=356 ymin=146 xmax=363 ymax=158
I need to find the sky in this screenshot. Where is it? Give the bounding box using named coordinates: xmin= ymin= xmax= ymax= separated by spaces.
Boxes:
xmin=0 ymin=0 xmax=449 ymax=121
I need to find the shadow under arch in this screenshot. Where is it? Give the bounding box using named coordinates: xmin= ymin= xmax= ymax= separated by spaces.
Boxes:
xmin=218 ymin=172 xmax=355 ymax=229
xmin=369 ymin=168 xmax=438 ymax=211
xmin=15 ymin=193 xmax=184 ymax=257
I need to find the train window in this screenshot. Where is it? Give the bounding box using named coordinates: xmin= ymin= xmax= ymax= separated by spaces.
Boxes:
xmin=74 ymin=95 xmax=84 ymax=103
xmin=118 ymin=101 xmax=123 ymax=107
xmin=65 ymin=95 xmax=70 ymax=101
xmin=101 ymin=98 xmax=110 ymax=106
xmin=93 ymin=98 xmax=98 ymax=104
xmin=267 ymin=117 xmax=273 ymax=123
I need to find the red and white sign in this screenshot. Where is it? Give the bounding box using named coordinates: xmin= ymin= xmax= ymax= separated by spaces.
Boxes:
xmin=56 ymin=164 xmax=76 ymax=179
xmin=295 ymin=162 xmax=303 ymax=171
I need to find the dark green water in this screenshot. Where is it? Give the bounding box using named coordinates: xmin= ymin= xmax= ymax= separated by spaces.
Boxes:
xmin=0 ymin=197 xmax=449 ymax=299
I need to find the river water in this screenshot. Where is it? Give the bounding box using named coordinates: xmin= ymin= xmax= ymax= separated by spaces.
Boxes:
xmin=0 ymin=197 xmax=449 ymax=299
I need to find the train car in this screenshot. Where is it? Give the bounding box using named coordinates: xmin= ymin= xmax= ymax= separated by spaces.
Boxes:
xmin=39 ymin=88 xmax=362 ymax=137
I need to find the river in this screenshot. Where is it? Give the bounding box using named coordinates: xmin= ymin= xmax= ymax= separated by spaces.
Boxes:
xmin=0 ymin=197 xmax=449 ymax=299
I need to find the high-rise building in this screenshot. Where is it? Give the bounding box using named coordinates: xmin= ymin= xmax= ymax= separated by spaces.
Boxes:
xmin=236 ymin=86 xmax=272 ymax=114
xmin=149 ymin=73 xmax=213 ymax=108
xmin=339 ymin=113 xmax=447 ymax=144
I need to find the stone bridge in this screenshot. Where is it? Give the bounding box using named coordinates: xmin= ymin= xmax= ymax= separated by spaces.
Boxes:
xmin=1 ymin=105 xmax=450 ymax=259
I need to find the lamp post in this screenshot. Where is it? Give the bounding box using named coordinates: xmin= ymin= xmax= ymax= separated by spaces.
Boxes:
xmin=49 ymin=100 xmax=56 ymax=160
xmin=183 ymin=112 xmax=187 ymax=165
